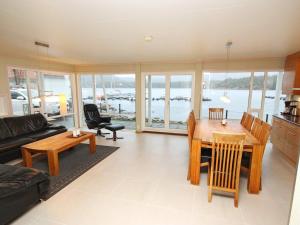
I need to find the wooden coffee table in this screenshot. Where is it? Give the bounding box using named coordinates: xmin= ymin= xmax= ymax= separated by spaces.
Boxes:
xmin=21 ymin=131 xmax=96 ymax=176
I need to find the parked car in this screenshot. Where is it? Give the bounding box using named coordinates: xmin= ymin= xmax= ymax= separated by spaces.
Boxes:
xmin=10 ymin=89 xmax=69 ymax=116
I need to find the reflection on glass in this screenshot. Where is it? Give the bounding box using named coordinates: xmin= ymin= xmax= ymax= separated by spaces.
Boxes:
xmin=8 ymin=68 xmax=30 ymax=115
xmin=169 ymin=75 xmax=192 ymax=129
xmin=8 ymin=68 xmax=75 ymax=129
xmin=145 ymin=75 xmax=165 ymax=128
xmin=202 ymin=72 xmax=251 ymax=119
xmin=27 ymin=71 xmax=41 ymax=114
xmin=42 ymin=74 xmax=74 ymax=128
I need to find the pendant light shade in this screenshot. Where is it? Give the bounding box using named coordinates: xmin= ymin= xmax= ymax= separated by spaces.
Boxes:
xmin=220 ymin=92 xmax=231 ymax=103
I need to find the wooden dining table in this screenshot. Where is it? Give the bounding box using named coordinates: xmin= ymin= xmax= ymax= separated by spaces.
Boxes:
xmin=190 ymin=119 xmax=263 ymax=194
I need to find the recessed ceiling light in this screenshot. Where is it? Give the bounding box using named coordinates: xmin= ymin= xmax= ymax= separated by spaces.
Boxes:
xmin=144 ymin=35 xmax=153 ymax=42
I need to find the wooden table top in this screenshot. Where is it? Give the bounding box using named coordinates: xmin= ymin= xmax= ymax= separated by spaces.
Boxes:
xmin=193 ymin=119 xmax=260 ymax=150
xmin=22 ymin=131 xmax=95 ymax=152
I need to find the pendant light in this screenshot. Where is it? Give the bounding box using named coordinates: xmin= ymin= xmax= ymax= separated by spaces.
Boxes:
xmin=220 ymin=41 xmax=232 ymax=103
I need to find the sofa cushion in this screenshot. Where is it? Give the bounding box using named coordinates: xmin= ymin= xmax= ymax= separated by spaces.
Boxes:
xmin=0 ymin=119 xmax=13 ymax=141
xmin=0 ymin=164 xmax=49 ymax=198
xmin=4 ymin=114 xmax=48 ymax=137
xmin=26 ymin=129 xmax=65 ymax=141
xmin=0 ymin=138 xmax=34 ymax=153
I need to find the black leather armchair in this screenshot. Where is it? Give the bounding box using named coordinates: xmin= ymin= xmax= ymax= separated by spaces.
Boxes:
xmin=83 ymin=104 xmax=112 ymax=137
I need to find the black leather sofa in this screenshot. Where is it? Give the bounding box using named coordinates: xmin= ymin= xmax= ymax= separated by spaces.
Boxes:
xmin=0 ymin=164 xmax=49 ymax=225
xmin=0 ymin=113 xmax=67 ymax=163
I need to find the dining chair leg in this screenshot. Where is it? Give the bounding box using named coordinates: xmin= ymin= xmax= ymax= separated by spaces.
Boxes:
xmin=207 ymin=164 xmax=210 ymax=186
xmin=234 ymin=192 xmax=239 ymax=208
xmin=208 ymin=187 xmax=212 ymax=203
xmin=259 ymin=177 xmax=262 ymax=191
xmin=187 ymin=156 xmax=191 ymax=180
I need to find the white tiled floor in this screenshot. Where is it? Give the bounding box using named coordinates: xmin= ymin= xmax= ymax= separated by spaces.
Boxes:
xmin=11 ymin=131 xmax=296 ymax=225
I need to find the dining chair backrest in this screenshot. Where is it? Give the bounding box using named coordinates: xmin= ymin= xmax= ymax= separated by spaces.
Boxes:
xmin=187 ymin=111 xmax=196 ymax=150
xmin=241 ymin=112 xmax=247 ymax=125
xmin=209 ymin=132 xmax=246 ymax=207
xmin=259 ymin=122 xmax=272 ymax=155
xmin=244 ymin=113 xmax=254 ymax=131
xmin=209 ymin=108 xmax=224 ymax=120
xmin=250 ymin=118 xmax=263 ymax=139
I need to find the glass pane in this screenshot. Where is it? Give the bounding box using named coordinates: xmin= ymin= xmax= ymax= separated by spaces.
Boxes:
xmin=169 ymin=75 xmax=192 ymax=129
xmin=251 ymin=72 xmax=264 ymax=109
xmin=202 ymin=72 xmax=251 ymax=119
xmin=8 ymin=68 xmax=30 ymax=115
xmin=145 ymin=75 xmax=165 ymax=128
xmin=264 ymin=72 xmax=286 ymax=123
xmin=42 ymin=74 xmax=74 ymax=128
xmin=80 ymin=75 xmax=94 ymax=126
xmin=95 ymin=74 xmax=136 ymax=129
xmin=27 ymin=71 xmax=41 ymax=114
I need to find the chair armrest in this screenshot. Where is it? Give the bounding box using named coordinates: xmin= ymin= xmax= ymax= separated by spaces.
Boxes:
xmin=100 ymin=116 xmax=111 ymax=123
xmin=85 ymin=119 xmax=99 ymax=129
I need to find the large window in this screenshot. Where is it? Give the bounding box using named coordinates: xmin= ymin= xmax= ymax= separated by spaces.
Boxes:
xmin=169 ymin=75 xmax=192 ymax=129
xmin=145 ymin=75 xmax=166 ymax=128
xmin=264 ymin=72 xmax=285 ymax=121
xmin=201 ymin=71 xmax=284 ymax=122
xmin=202 ymin=72 xmax=251 ymax=119
xmin=8 ymin=68 xmax=30 ymax=115
xmin=42 ymin=74 xmax=75 ymax=128
xmin=80 ymin=74 xmax=136 ymax=129
xmin=8 ymin=67 xmax=75 ymax=129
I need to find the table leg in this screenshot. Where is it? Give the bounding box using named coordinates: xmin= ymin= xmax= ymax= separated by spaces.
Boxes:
xmin=248 ymin=144 xmax=262 ymax=194
xmin=47 ymin=151 xmax=59 ymax=176
xmin=22 ymin=148 xmax=32 ymax=167
xmin=190 ymin=139 xmax=201 ymax=185
xmin=89 ymin=135 xmax=96 ymax=153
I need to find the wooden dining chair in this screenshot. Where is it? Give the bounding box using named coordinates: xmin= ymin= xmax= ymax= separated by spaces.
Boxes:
xmin=244 ymin=113 xmax=254 ymax=131
xmin=240 ymin=112 xmax=247 ymax=125
xmin=250 ymin=118 xmax=263 ymax=139
xmin=208 ymin=108 xmax=224 ymax=120
xmin=208 ymin=132 xmax=246 ymax=207
xmin=187 ymin=111 xmax=210 ymax=183
xmin=241 ymin=121 xmax=271 ymax=190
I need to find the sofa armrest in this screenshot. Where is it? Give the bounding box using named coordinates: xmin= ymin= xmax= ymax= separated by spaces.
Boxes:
xmin=47 ymin=125 xmax=66 ymax=130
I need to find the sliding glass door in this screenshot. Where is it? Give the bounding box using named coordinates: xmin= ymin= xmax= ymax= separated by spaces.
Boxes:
xmin=143 ymin=73 xmax=193 ymax=131
xmin=169 ymin=75 xmax=193 ymax=129
xmin=145 ymin=75 xmax=166 ymax=128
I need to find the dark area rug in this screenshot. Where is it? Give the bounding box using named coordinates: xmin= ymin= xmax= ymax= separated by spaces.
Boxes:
xmin=17 ymin=144 xmax=119 ymax=200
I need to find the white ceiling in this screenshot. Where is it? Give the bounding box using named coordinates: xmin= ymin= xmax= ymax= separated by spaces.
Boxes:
xmin=0 ymin=0 xmax=300 ymax=64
